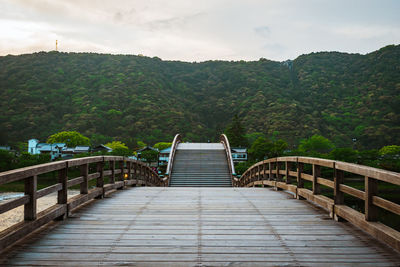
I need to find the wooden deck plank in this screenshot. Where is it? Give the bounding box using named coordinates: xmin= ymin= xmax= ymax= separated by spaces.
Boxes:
xmin=1 ymin=187 xmax=400 ymax=266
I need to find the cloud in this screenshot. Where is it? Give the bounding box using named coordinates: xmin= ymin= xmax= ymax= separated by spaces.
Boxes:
xmin=254 ymin=26 xmax=271 ymax=38
xmin=0 ymin=0 xmax=399 ymax=61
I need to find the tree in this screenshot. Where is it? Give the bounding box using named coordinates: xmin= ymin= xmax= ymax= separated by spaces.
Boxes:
xmin=0 ymin=149 xmax=14 ymax=171
xmin=153 ymin=142 xmax=172 ymax=151
xmin=379 ymin=145 xmax=400 ymax=156
xmin=245 ymin=132 xmax=265 ymax=147
xmin=47 ymin=131 xmax=90 ymax=147
xmin=378 ymin=145 xmax=400 ymax=172
xmin=329 ymin=148 xmax=359 ymax=163
xmin=136 ymin=141 xmax=146 ymax=149
xmin=248 ymin=137 xmax=288 ymax=161
xmin=225 ymin=115 xmax=248 ymax=147
xmin=105 ymin=141 xmax=131 ymax=156
xmin=140 ymin=150 xmax=159 ymax=164
xmin=270 ymin=139 xmax=288 ymax=158
xmin=248 ymin=137 xmax=272 ymax=161
xmin=298 ymin=135 xmax=335 ymax=155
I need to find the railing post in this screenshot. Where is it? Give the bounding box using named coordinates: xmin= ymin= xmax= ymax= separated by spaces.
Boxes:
xmin=110 ymin=161 xmax=115 ymax=184
xmin=119 ymin=160 xmax=124 ymax=181
xmin=286 ymin=161 xmax=291 ymax=184
xmin=141 ymin=165 xmax=145 ymax=186
xmin=263 ymin=163 xmax=267 ymax=180
xmin=334 ymin=165 xmax=344 ymax=221
xmin=58 ymin=166 xmax=68 ymax=204
xmin=56 ymin=165 xmax=68 ymax=220
xmin=80 ymin=163 xmax=89 ymax=194
xmin=24 ymin=175 xmax=37 ymax=221
xmin=133 ymin=162 xmax=139 ymax=186
xmin=268 ymin=162 xmax=272 ymax=180
xmin=96 ymin=161 xmax=104 ymax=198
xmin=276 ymin=162 xmax=281 ymax=181
xmin=128 ymin=161 xmax=132 ymax=180
xmin=297 ymin=162 xmax=304 ymax=200
xmin=365 ymin=176 xmax=378 ymax=221
xmin=275 ymin=162 xmax=280 ymax=190
xmin=312 ymin=164 xmax=321 ymax=195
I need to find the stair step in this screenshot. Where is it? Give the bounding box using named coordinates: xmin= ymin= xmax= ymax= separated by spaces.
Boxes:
xmin=169 ymin=146 xmax=232 ymax=187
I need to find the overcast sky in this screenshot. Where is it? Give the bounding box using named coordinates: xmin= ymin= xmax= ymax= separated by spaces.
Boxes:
xmin=0 ymin=0 xmax=399 ymax=62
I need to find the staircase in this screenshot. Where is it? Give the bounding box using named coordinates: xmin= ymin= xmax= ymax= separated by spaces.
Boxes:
xmin=169 ymin=143 xmax=232 ymax=187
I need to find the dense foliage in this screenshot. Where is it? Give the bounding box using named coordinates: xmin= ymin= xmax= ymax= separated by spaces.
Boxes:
xmin=0 ymin=150 xmax=50 ymax=172
xmin=47 ymin=131 xmax=90 ymax=147
xmin=224 ymin=115 xmax=248 ymax=147
xmin=0 ymin=45 xmax=399 ymax=150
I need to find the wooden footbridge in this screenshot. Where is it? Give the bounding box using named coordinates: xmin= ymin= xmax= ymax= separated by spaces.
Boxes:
xmin=1 ymin=134 xmax=399 ymax=266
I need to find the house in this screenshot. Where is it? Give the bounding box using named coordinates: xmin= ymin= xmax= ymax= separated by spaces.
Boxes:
xmin=28 ymin=139 xmax=67 ymax=160
xmin=158 ymin=147 xmax=171 ymax=166
xmin=28 ymin=139 xmax=92 ymax=160
xmin=74 ymin=146 xmax=90 ymax=154
xmin=136 ymin=146 xmax=159 ymax=166
xmin=231 ymin=147 xmax=248 ymax=162
xmin=136 ymin=146 xmax=159 ymax=158
xmin=0 ymin=146 xmax=11 ymax=151
xmin=92 ymin=144 xmax=112 ymax=153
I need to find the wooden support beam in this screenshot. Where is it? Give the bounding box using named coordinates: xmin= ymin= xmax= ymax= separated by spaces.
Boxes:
xmin=312 ymin=164 xmax=321 ymax=195
xmin=269 ymin=162 xmax=272 ymax=180
xmin=286 ymin=161 xmax=291 ymax=184
xmin=80 ymin=163 xmax=88 ymax=194
xmin=334 ymin=167 xmax=345 ymax=221
xmin=297 ymin=163 xmax=304 ymax=199
xmin=57 ymin=167 xmax=68 ymax=205
xmin=24 ymin=175 xmax=37 ymax=221
xmin=127 ymin=161 xmax=132 ymax=181
xmin=96 ymin=161 xmax=104 ymax=198
xmin=110 ymin=161 xmax=115 ymax=183
xmin=365 ymin=176 xmax=378 ymax=221
xmin=119 ymin=160 xmax=124 ymax=181
xmin=56 ymin=167 xmax=68 ymax=220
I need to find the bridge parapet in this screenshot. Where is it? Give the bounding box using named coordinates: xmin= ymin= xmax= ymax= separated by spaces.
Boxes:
xmin=0 ymin=156 xmax=163 ymax=251
xmin=165 ymin=133 xmax=182 ymax=185
xmin=220 ymin=134 xmax=236 ymax=184
xmin=237 ymin=156 xmax=400 ymax=252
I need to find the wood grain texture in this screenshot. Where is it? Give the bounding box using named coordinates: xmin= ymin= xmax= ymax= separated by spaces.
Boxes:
xmin=1 ymin=187 xmax=399 ymax=266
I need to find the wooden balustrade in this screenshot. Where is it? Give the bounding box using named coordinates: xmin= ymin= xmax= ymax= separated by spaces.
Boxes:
xmin=0 ymin=156 xmax=163 ymax=251
xmin=237 ymin=156 xmax=400 ymax=252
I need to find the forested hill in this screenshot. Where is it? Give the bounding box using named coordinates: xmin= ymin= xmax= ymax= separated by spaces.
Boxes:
xmin=0 ymin=45 xmax=399 ymax=149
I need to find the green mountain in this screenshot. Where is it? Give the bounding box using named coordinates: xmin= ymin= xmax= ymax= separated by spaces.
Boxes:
xmin=0 ymin=45 xmax=399 ymax=149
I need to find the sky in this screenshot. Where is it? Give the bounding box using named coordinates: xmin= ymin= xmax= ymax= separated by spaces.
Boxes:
xmin=0 ymin=0 xmax=399 ymax=62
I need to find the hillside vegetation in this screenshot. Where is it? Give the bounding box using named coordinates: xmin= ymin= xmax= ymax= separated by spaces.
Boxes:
xmin=0 ymin=45 xmax=399 ymax=149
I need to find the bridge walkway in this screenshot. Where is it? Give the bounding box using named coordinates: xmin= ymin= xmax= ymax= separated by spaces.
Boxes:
xmin=2 ymin=187 xmax=399 ymax=266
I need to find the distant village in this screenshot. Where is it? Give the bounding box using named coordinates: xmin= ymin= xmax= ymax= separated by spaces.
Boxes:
xmin=25 ymin=139 xmax=248 ymax=166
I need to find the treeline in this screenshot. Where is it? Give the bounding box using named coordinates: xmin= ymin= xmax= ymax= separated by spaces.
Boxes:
xmin=235 ymin=135 xmax=400 ymax=175
xmin=0 ymin=45 xmax=399 ymax=150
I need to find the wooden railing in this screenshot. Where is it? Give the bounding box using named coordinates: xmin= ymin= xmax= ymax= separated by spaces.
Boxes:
xmin=165 ymin=133 xmax=182 ymax=185
xmin=0 ymin=156 xmax=163 ymax=251
xmin=220 ymin=134 xmax=236 ymax=186
xmin=236 ymin=156 xmax=400 ymax=252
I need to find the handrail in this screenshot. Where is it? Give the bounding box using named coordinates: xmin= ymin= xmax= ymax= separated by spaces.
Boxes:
xmin=165 ymin=134 xmax=182 ymax=184
xmin=236 ymin=156 xmax=400 ymax=252
xmin=220 ymin=134 xmax=236 ymax=184
xmin=0 ymin=156 xmax=163 ymax=251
